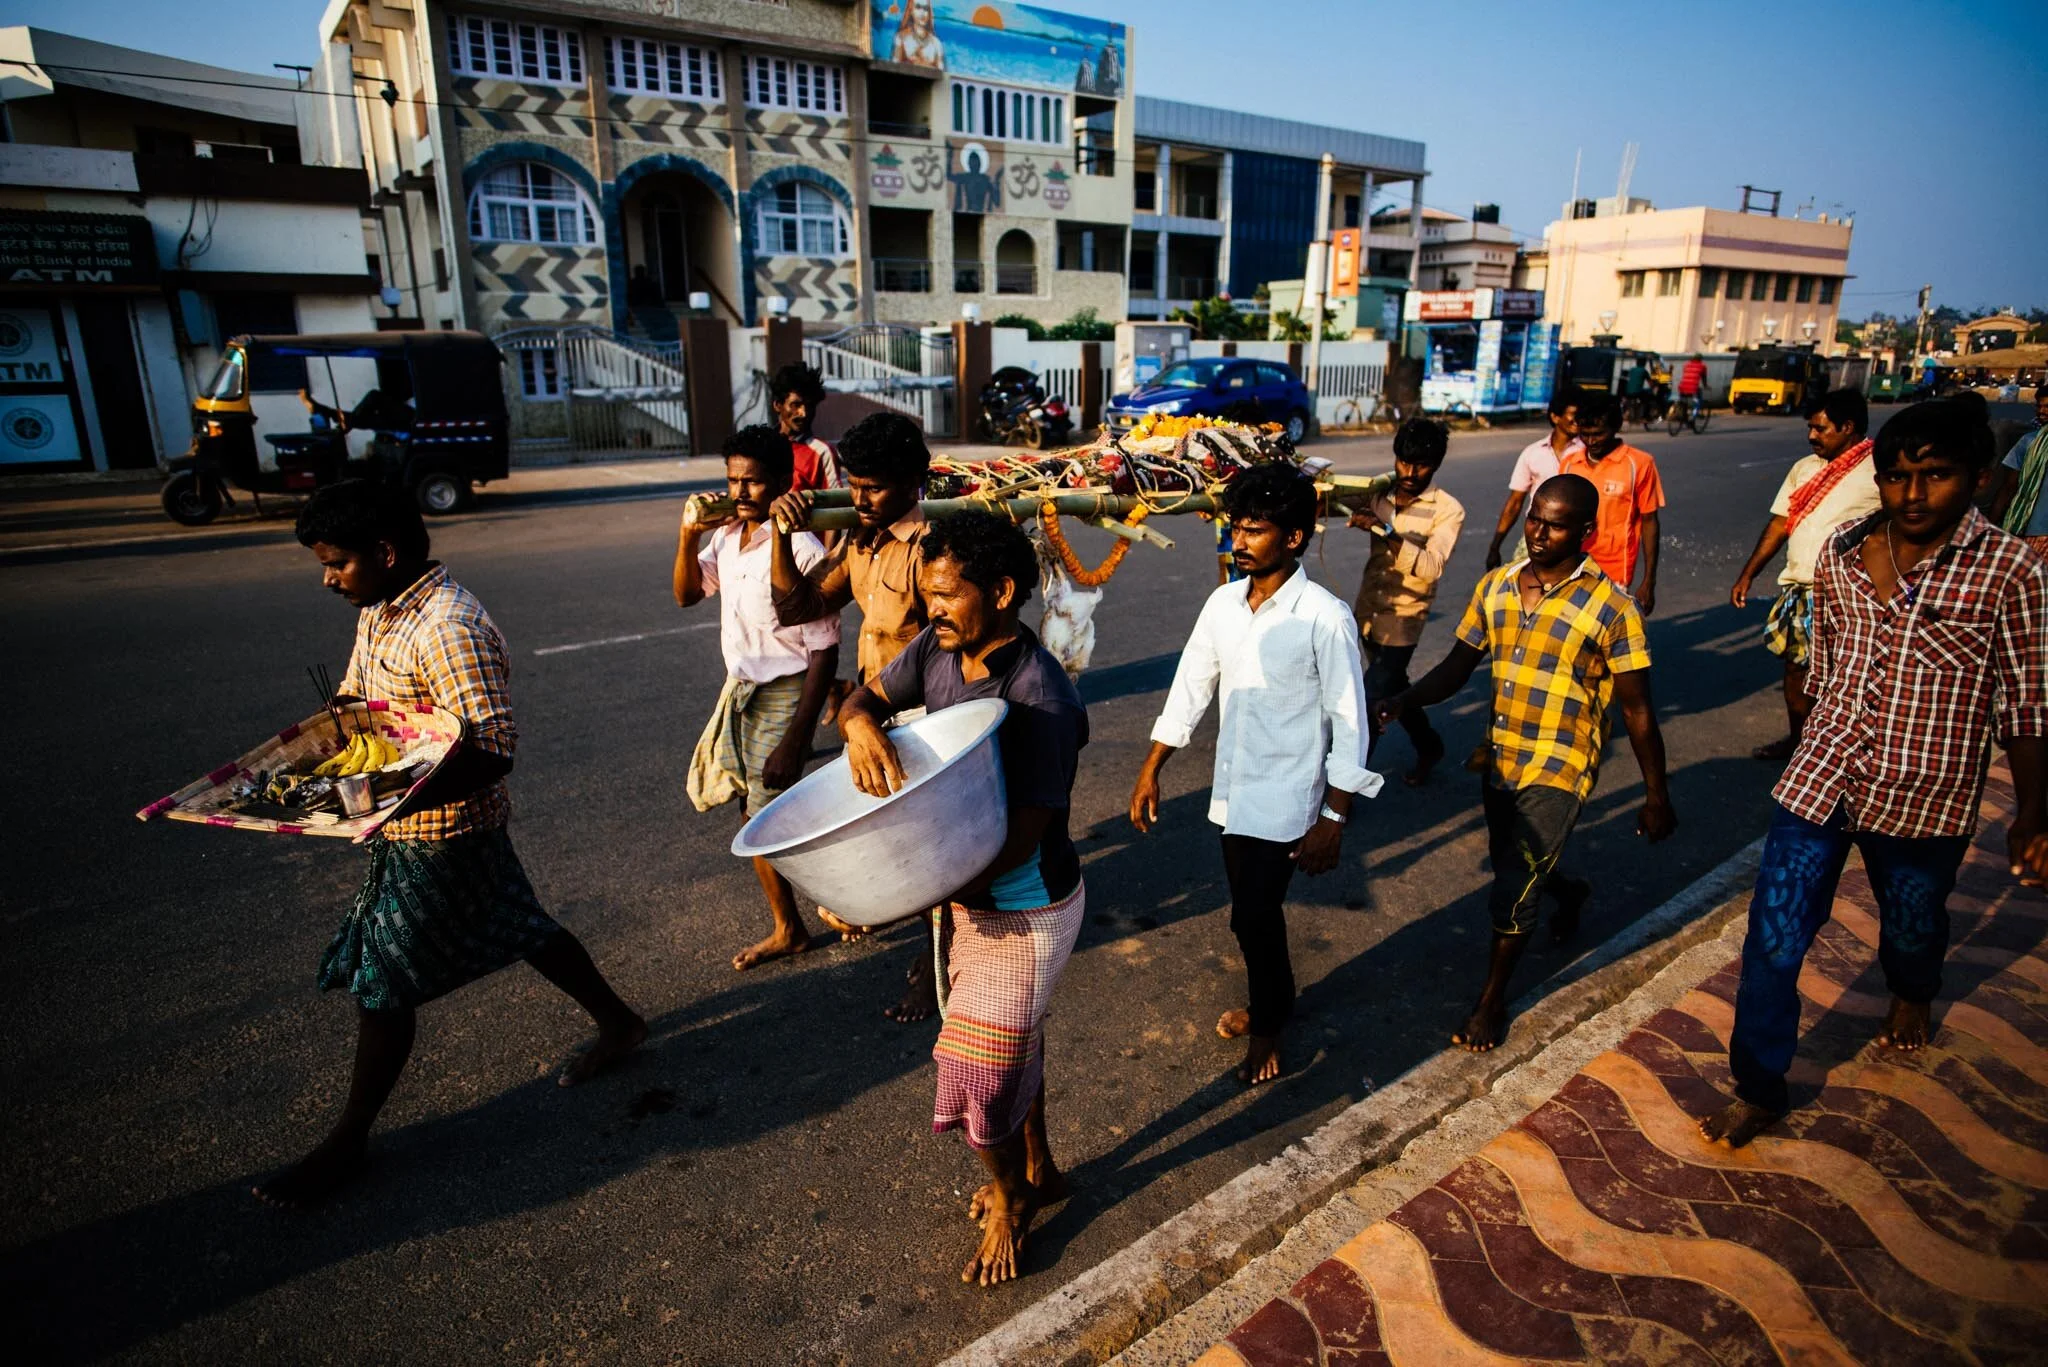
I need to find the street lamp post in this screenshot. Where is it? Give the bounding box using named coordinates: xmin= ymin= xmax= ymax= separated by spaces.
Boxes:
xmin=1762 ymin=317 xmax=1779 ymax=341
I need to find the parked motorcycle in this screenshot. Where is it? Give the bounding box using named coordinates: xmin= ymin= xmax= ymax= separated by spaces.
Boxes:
xmin=977 ymin=366 xmax=1074 ymax=449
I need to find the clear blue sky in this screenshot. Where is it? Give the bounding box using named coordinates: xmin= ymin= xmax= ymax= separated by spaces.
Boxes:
xmin=11 ymin=0 xmax=2045 ymax=315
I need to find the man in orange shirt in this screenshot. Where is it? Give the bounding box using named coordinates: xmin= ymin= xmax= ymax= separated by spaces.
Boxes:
xmin=1559 ymin=391 xmax=1666 ymax=613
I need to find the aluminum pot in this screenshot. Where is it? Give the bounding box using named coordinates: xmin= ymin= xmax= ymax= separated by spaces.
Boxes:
xmin=731 ymin=698 xmax=1010 ymax=925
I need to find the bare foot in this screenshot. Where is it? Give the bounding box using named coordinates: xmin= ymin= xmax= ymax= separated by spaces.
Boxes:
xmin=252 ymin=1135 xmax=366 ymax=1209
xmin=970 ymin=1170 xmax=1070 ymax=1225
xmin=1404 ymin=735 xmax=1445 ymax=788
xmin=884 ymin=953 xmax=939 ymax=1023
xmin=1549 ymin=877 xmax=1591 ymax=945
xmin=556 ymin=1014 xmax=649 ymax=1087
xmin=1215 ymin=1008 xmax=1250 ymax=1040
xmin=962 ymin=1195 xmax=1037 ymax=1286
xmin=1751 ymin=735 xmax=1797 ymax=762
xmin=1236 ymin=1034 xmax=1281 ymax=1085
xmin=1451 ymin=1000 xmax=1507 ymax=1052
xmin=732 ymin=928 xmax=811 ymax=972
xmin=816 ymin=907 xmax=868 ymax=942
xmin=1700 ymin=1098 xmax=1780 ymax=1148
xmin=1874 ymin=997 xmax=1932 ymax=1051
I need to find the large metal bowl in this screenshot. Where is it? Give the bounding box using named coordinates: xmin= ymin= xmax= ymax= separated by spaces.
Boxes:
xmin=731 ymin=698 xmax=1009 ymax=926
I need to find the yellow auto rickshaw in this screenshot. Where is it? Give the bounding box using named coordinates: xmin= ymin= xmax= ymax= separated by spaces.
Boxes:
xmin=1728 ymin=344 xmax=1831 ymax=415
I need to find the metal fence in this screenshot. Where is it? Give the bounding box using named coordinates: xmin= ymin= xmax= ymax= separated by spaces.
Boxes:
xmin=495 ymin=327 xmax=690 ymax=457
xmin=802 ymin=324 xmax=958 ymax=437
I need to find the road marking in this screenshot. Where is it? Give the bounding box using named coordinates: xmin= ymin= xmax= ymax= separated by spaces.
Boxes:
xmin=1736 ymin=457 xmax=1789 ymax=468
xmin=533 ymin=622 xmax=715 ymax=656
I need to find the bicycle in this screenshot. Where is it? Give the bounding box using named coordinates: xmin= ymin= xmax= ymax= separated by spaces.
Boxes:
xmin=1664 ymin=394 xmax=1711 ymax=435
xmin=1331 ymin=392 xmax=1402 ymax=429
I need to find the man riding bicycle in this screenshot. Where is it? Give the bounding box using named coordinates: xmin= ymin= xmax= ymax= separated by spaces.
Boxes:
xmin=1676 ymin=354 xmax=1708 ymax=420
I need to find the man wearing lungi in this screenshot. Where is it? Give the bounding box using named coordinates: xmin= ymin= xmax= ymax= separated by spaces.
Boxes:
xmin=839 ymin=510 xmax=1089 ymax=1287
xmin=676 ymin=425 xmax=845 ymax=970
xmin=1729 ymin=389 xmax=1879 ymax=762
xmin=263 ymin=482 xmax=646 ymax=1207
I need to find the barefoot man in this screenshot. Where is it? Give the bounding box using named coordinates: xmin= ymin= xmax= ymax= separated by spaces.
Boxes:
xmin=769 ymin=411 xmax=941 ymax=1020
xmin=1703 ymin=400 xmax=2048 ymax=1149
xmin=676 ymin=425 xmax=845 ymax=970
xmin=1352 ymin=417 xmax=1463 ymax=786
xmin=1378 ymin=474 xmax=1676 ymax=1051
xmin=839 ymin=510 xmax=1090 ymax=1286
xmin=1728 ymin=389 xmax=1878 ymax=762
xmin=1133 ymin=463 xmax=1380 ymax=1085
xmin=263 ymin=482 xmax=646 ymax=1206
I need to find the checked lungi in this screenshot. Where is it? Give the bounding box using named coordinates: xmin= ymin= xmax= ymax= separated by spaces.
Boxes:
xmin=931 ymin=881 xmax=1087 ymax=1149
xmin=686 ymin=673 xmax=805 ymax=815
xmin=1763 ymin=584 xmax=1814 ymax=667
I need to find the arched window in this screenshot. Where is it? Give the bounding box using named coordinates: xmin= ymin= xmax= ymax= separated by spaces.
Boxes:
xmin=467 ymin=163 xmax=597 ymax=245
xmin=755 ymin=181 xmax=849 ymax=258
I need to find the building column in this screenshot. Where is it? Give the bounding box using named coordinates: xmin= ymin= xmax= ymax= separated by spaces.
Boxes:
xmin=848 ymin=64 xmax=874 ymax=324
xmin=1154 ymin=142 xmax=1171 ymax=304
xmin=1216 ymin=150 xmax=1234 ymax=298
xmin=419 ymin=4 xmax=478 ymax=329
xmin=720 ymin=45 xmax=754 ymax=323
xmin=1407 ymin=178 xmax=1424 ymax=288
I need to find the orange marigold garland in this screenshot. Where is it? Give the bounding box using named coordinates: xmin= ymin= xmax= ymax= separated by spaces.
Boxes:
xmin=1038 ymin=502 xmax=1151 ymax=588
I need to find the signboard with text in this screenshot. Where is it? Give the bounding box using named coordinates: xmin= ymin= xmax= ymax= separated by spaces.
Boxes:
xmin=0 ymin=211 xmax=160 ymax=289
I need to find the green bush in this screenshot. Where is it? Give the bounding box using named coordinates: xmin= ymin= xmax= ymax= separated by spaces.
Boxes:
xmin=1167 ymin=296 xmax=1259 ymax=341
xmin=992 ymin=313 xmax=1046 ymax=340
xmin=1047 ymin=307 xmax=1115 ymax=342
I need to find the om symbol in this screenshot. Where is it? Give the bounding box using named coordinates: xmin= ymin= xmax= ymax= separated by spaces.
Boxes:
xmin=907 ymin=148 xmax=944 ymax=193
xmin=1006 ymin=158 xmax=1041 ymax=199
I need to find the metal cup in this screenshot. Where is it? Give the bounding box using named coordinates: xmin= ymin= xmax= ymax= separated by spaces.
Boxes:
xmin=336 ymin=773 xmax=376 ymax=818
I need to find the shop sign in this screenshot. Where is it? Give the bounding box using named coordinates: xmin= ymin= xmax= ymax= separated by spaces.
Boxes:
xmin=1416 ymin=291 xmax=1477 ymax=321
xmin=0 ymin=211 xmax=159 ymax=287
xmin=1498 ymin=289 xmax=1542 ymax=318
xmin=1329 ymin=229 xmax=1359 ymax=298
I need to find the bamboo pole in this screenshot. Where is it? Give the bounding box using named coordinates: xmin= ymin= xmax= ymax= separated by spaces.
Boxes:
xmin=682 ymin=472 xmax=1398 ymax=538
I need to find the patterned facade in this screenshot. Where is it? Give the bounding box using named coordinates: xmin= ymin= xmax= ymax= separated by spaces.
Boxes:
xmin=312 ymin=0 xmax=1134 ymax=348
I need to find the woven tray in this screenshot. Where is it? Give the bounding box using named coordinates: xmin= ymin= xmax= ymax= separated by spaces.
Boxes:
xmin=135 ymin=701 xmax=466 ymax=843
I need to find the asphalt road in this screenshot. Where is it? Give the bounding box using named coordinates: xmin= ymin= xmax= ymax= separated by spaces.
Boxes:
xmin=0 ymin=412 xmax=1934 ymax=1363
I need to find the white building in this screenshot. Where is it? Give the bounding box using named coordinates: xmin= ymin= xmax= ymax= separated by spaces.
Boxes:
xmin=0 ymin=27 xmax=375 ymax=475
xmin=1371 ymin=204 xmax=1517 ymax=292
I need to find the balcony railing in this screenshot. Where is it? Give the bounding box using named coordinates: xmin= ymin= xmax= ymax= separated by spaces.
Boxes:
xmin=1075 ymin=144 xmax=1115 ymax=177
xmin=868 ymin=119 xmax=931 ymax=141
xmin=1176 ymin=195 xmax=1218 ymax=220
xmin=872 ymin=257 xmax=932 ymax=293
xmin=994 ymin=264 xmax=1037 ymax=295
xmin=1171 ymin=275 xmax=1217 ymax=300
xmin=953 ymin=261 xmax=984 ymax=293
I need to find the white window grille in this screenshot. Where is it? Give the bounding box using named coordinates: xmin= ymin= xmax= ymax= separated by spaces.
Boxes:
xmin=519 ymin=347 xmax=563 ymax=399
xmin=448 ymin=14 xmax=584 ymax=84
xmin=745 ymin=55 xmax=844 ymax=114
xmin=950 ymin=79 xmax=1064 ymax=147
xmin=605 ymin=37 xmax=722 ymax=100
xmin=467 ymin=163 xmax=598 ymax=245
xmin=755 ymin=182 xmax=849 ymax=257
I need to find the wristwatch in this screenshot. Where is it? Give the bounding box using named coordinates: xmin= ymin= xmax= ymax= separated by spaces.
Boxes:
xmin=1320 ymin=804 xmax=1347 ymax=825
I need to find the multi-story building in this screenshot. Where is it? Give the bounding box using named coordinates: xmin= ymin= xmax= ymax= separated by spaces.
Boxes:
xmin=309 ymin=0 xmax=1136 ymax=344
xmin=1540 ymin=199 xmax=1853 ymax=355
xmin=0 ymin=26 xmax=374 ymax=476
xmin=1371 ymin=203 xmax=1516 ymax=292
xmin=1125 ymin=97 xmax=1425 ymax=321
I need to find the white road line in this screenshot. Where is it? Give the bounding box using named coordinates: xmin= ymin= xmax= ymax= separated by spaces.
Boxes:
xmin=533 ymin=622 xmax=714 ymax=656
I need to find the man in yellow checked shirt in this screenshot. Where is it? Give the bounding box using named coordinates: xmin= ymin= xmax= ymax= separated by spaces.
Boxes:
xmin=1376 ymin=474 xmax=1677 ymax=1052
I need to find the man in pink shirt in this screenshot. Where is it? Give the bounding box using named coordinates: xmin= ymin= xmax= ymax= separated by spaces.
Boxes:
xmin=1485 ymin=388 xmax=1581 ymax=570
xmin=675 ymin=425 xmax=845 ymax=971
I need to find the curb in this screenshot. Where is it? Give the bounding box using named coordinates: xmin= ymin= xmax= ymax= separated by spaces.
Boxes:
xmin=942 ymin=836 xmax=1766 ymax=1367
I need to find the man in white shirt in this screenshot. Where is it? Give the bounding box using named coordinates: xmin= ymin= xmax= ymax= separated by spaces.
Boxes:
xmin=1728 ymin=389 xmax=1880 ymax=761
xmin=1130 ymin=464 xmax=1382 ymax=1085
xmin=1484 ymin=388 xmax=1582 ymax=570
xmin=674 ymin=425 xmax=843 ymax=972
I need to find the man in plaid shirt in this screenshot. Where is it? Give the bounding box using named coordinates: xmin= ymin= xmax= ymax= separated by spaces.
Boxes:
xmin=1704 ymin=400 xmax=2048 ymax=1148
xmin=1379 ymin=474 xmax=1676 ymax=1052
xmin=258 ymin=482 xmax=646 ymax=1207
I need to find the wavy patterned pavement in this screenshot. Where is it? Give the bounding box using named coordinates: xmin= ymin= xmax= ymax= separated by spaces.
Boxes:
xmin=1193 ymin=772 xmax=2048 ymax=1366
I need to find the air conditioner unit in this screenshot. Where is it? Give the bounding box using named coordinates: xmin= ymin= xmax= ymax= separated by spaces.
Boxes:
xmin=194 ymin=141 xmax=274 ymax=163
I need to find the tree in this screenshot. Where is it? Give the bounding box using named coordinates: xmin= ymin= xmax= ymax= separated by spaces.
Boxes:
xmin=1269 ymin=308 xmax=1348 ymax=342
xmin=1167 ymin=295 xmax=1258 ymax=341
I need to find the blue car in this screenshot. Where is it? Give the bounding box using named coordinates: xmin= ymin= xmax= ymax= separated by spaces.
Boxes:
xmin=1103 ymin=357 xmax=1314 ymax=443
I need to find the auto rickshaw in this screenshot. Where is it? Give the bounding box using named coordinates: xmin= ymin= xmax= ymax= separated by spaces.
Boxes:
xmin=1559 ymin=345 xmax=1661 ymax=395
xmin=160 ymin=330 xmax=509 ymax=526
xmin=1728 ymin=344 xmax=1831 ymax=415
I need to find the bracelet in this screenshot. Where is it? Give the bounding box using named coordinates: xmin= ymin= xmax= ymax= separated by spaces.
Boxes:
xmin=1320 ymin=804 xmax=1347 ymax=825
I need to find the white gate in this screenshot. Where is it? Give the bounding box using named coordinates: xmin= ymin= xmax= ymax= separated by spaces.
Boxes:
xmin=496 ymin=327 xmax=690 ymax=456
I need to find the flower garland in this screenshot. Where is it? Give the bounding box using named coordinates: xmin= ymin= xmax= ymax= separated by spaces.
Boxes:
xmin=1037 ymin=502 xmax=1152 ymax=588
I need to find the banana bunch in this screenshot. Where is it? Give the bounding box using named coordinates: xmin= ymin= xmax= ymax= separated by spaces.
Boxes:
xmin=313 ymin=730 xmax=401 ymax=778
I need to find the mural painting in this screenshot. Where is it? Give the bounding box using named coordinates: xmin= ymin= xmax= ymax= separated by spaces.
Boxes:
xmin=949 ymin=140 xmax=1003 ymax=213
xmin=872 ymin=1 xmax=1126 ymax=96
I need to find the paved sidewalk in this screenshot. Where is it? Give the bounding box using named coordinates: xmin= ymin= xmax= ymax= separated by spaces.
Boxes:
xmin=1194 ymin=767 xmax=2048 ymax=1366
